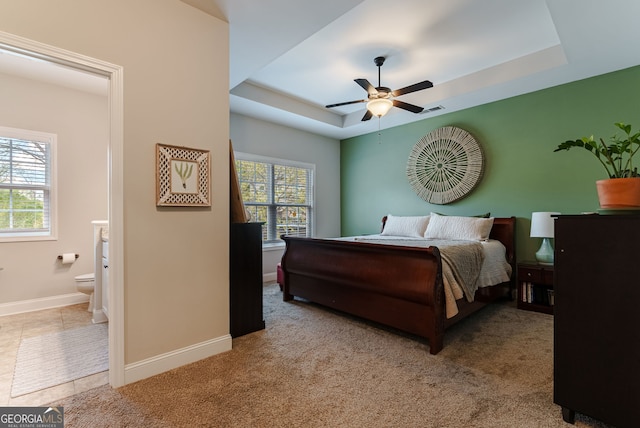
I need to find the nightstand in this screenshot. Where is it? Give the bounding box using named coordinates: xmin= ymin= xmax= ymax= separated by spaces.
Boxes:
xmin=517 ymin=262 xmax=554 ymax=314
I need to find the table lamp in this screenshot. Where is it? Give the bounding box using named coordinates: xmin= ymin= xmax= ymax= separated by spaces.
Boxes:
xmin=530 ymin=212 xmax=560 ymax=265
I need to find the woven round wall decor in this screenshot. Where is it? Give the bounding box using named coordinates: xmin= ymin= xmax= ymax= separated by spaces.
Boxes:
xmin=406 ymin=126 xmax=484 ymax=205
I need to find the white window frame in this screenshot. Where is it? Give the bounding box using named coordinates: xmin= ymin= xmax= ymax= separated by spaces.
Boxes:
xmin=234 ymin=152 xmax=315 ymax=247
xmin=0 ymin=125 xmax=57 ymax=242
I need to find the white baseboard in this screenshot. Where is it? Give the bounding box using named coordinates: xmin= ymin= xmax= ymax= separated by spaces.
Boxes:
xmin=0 ymin=292 xmax=90 ymax=317
xmin=124 ymin=334 xmax=233 ymax=385
xmin=263 ymin=272 xmax=277 ymax=283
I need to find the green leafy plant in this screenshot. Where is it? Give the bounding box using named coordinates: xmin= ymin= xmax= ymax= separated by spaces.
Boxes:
xmin=555 ymin=122 xmax=640 ymax=178
xmin=174 ymin=161 xmax=193 ymax=189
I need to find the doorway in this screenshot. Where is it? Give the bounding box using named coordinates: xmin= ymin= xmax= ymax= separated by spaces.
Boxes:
xmin=0 ymin=30 xmax=124 ymax=388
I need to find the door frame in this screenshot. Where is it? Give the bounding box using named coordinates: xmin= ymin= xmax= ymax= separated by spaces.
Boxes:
xmin=0 ymin=30 xmax=125 ymax=387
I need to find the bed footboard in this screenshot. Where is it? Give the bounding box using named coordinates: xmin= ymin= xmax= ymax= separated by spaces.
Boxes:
xmin=281 ymin=236 xmax=446 ymax=354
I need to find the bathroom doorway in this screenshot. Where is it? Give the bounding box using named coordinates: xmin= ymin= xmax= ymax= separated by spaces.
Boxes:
xmin=0 ymin=31 xmax=124 ymax=390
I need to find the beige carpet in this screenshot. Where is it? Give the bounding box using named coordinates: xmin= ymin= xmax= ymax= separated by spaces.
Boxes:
xmin=51 ymin=284 xmax=612 ymax=428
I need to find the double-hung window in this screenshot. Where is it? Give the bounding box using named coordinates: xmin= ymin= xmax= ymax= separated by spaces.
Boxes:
xmin=234 ymin=152 xmax=314 ymax=245
xmin=0 ymin=126 xmax=57 ymax=241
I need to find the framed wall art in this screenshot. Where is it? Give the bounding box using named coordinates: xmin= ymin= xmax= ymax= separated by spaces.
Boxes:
xmin=156 ymin=143 xmax=211 ymax=207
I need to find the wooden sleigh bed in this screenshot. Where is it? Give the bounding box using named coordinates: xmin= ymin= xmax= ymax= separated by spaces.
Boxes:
xmin=280 ymin=215 xmax=516 ymax=355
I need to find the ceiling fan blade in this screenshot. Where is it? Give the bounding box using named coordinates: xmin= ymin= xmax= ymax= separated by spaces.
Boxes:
xmin=361 ymin=110 xmax=373 ymax=121
xmin=393 ymin=99 xmax=424 ymax=113
xmin=391 ymin=80 xmax=433 ymax=97
xmin=355 ymin=78 xmax=376 ymax=95
xmin=325 ymin=99 xmax=367 ymax=108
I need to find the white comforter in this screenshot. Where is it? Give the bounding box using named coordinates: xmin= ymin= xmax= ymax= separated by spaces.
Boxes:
xmin=337 ymin=235 xmax=512 ymax=318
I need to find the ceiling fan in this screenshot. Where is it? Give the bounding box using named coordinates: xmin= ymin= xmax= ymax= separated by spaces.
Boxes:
xmin=325 ymin=56 xmax=433 ymax=121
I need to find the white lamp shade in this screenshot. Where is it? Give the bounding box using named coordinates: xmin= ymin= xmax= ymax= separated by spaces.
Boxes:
xmin=366 ymin=98 xmax=393 ymax=117
xmin=530 ymin=212 xmax=560 ymax=238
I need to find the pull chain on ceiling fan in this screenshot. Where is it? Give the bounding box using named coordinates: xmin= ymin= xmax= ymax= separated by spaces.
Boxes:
xmin=325 ymin=56 xmax=433 ymax=121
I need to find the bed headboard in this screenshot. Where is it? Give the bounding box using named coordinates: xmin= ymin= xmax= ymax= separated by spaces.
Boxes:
xmin=380 ymin=215 xmax=516 ymax=267
xmin=489 ymin=217 xmax=516 ymax=266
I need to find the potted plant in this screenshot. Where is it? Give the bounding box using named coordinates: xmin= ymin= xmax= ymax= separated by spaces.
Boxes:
xmin=555 ymin=122 xmax=640 ymax=208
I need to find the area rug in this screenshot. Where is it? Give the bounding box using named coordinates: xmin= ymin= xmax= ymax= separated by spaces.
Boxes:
xmin=11 ymin=323 xmax=108 ymax=397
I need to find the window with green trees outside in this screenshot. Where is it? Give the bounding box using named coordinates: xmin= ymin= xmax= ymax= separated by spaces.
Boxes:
xmin=234 ymin=152 xmax=314 ymax=244
xmin=0 ymin=126 xmax=55 ymax=241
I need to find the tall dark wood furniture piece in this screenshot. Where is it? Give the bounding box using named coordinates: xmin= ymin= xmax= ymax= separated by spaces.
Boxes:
xmin=230 ymin=222 xmax=265 ymax=338
xmin=554 ymin=214 xmax=640 ymax=428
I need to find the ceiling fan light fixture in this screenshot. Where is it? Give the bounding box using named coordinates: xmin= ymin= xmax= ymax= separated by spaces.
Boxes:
xmin=326 ymin=56 xmax=432 ymax=121
xmin=366 ymin=98 xmax=393 ymax=117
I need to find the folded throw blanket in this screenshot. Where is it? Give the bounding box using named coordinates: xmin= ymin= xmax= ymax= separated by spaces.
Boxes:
xmin=438 ymin=241 xmax=485 ymax=302
xmin=438 ymin=241 xmax=484 ymax=318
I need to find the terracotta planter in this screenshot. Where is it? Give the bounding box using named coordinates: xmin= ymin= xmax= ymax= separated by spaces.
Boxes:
xmin=596 ymin=177 xmax=640 ymax=208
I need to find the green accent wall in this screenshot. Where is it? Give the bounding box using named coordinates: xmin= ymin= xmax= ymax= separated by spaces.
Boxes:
xmin=341 ymin=65 xmax=640 ymax=261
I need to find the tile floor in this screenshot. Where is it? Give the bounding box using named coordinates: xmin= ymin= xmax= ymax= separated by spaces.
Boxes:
xmin=0 ymin=303 xmax=108 ymax=406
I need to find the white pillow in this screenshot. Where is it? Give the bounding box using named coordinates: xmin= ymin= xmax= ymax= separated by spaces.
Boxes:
xmin=381 ymin=214 xmax=430 ymax=237
xmin=424 ymin=212 xmax=494 ymax=241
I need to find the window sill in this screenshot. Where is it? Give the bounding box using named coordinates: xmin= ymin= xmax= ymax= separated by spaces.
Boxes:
xmin=0 ymin=235 xmax=56 ymax=243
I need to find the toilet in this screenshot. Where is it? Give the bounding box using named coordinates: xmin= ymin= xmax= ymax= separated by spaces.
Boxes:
xmin=75 ymin=273 xmax=95 ymax=312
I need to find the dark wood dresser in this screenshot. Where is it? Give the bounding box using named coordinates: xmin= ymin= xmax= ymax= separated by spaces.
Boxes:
xmin=230 ymin=222 xmax=265 ymax=338
xmin=554 ymin=214 xmax=640 ymax=427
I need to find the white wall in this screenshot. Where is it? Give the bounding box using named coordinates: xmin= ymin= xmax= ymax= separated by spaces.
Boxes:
xmin=0 ymin=72 xmax=108 ymax=305
xmin=0 ymin=0 xmax=230 ymax=374
xmin=230 ymin=113 xmax=341 ymax=278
